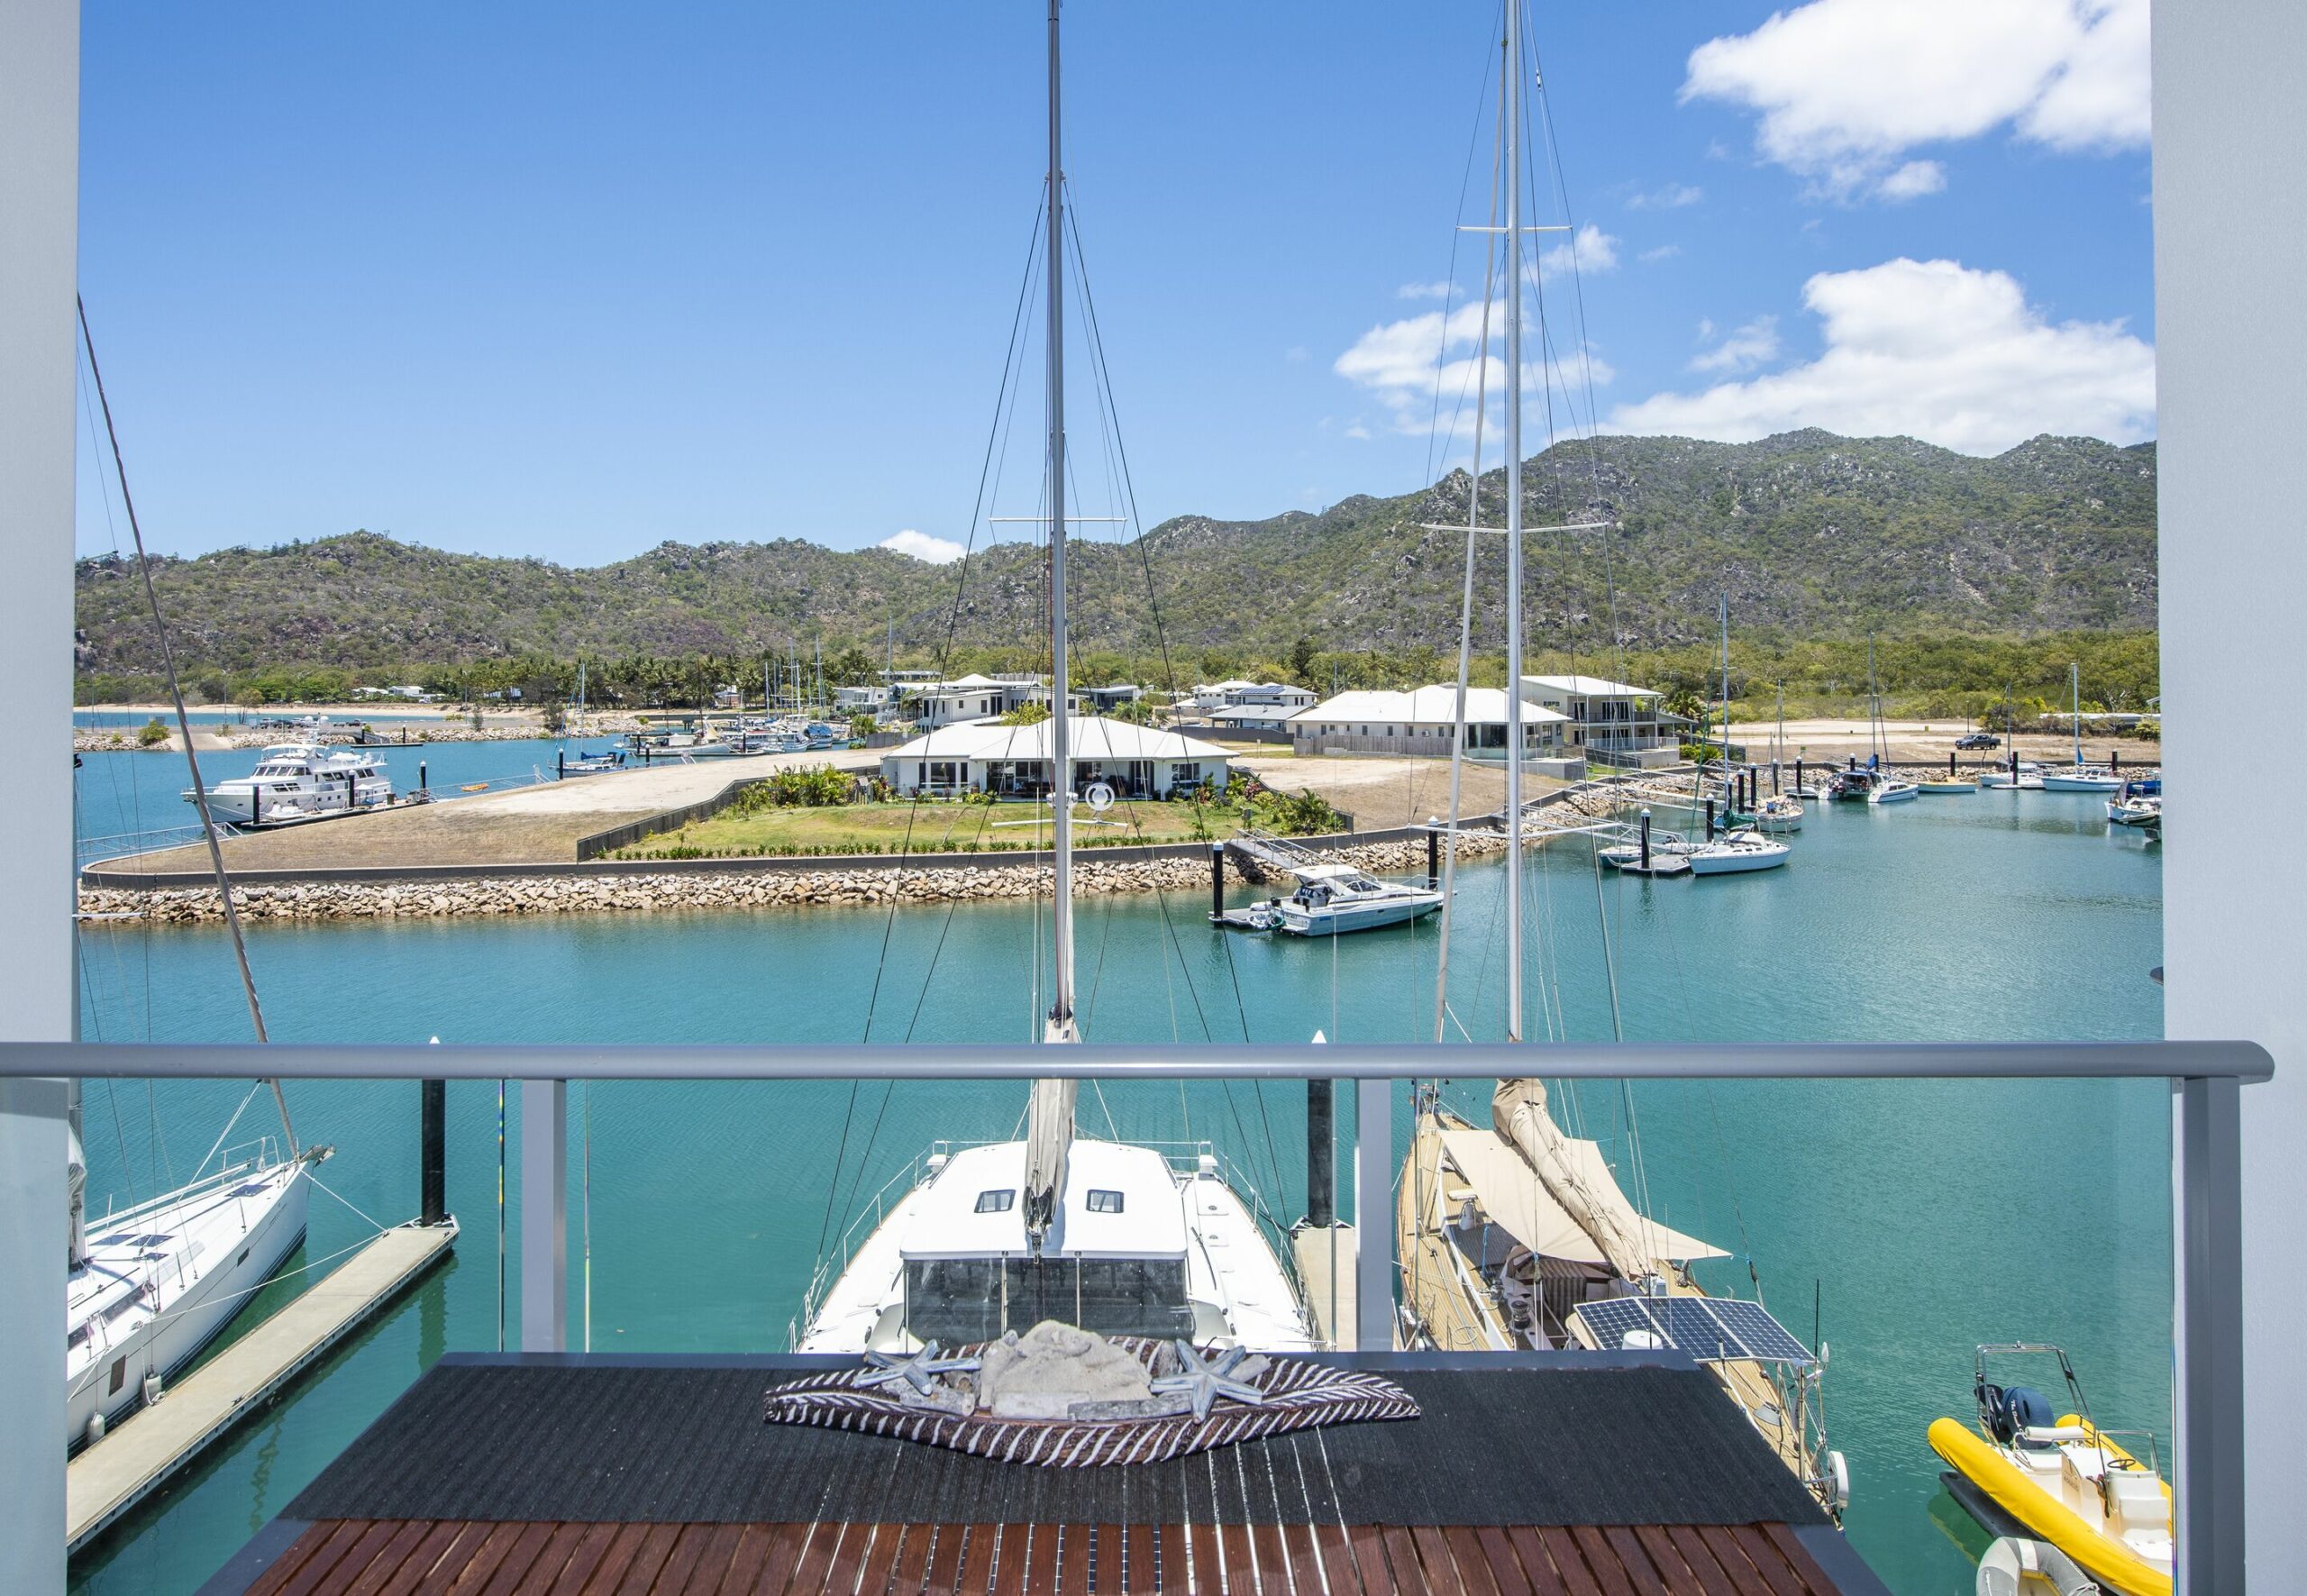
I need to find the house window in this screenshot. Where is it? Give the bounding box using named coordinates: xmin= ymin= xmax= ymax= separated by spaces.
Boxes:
xmin=1172 ymin=762 xmax=1199 ymax=789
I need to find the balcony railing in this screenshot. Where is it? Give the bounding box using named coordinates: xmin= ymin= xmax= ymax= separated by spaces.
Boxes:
xmin=2 ymin=1036 xmax=2268 ymax=1592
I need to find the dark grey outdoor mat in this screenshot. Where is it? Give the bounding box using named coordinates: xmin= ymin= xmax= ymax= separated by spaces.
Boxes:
xmin=286 ymin=1353 xmax=1827 ymax=1528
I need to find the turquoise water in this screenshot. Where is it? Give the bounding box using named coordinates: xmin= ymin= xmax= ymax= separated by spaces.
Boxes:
xmin=67 ymin=784 xmax=2165 ymax=1595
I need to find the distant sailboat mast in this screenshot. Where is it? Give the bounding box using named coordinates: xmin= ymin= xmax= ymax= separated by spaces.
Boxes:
xmin=1502 ymin=0 xmax=1527 ymax=1044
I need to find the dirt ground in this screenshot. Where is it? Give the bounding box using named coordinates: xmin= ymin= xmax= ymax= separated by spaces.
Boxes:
xmin=1230 ymin=752 xmax=1518 ymax=832
xmin=1737 ymin=717 xmax=2156 ymax=768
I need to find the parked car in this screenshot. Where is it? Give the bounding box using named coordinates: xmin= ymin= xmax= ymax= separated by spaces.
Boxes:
xmin=1956 ymin=732 xmax=2001 ymax=750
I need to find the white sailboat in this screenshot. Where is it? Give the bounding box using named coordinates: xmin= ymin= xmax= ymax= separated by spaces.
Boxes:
xmin=1686 ymin=826 xmax=1792 ymax=874
xmin=65 ymin=1081 xmax=324 ymax=1448
xmin=1392 ymin=0 xmax=1843 ymax=1517
xmin=1756 ymin=685 xmax=1805 ymax=831
xmin=2042 ymin=663 xmax=2126 ymax=791
xmin=796 ymin=2 xmax=1310 ymax=1357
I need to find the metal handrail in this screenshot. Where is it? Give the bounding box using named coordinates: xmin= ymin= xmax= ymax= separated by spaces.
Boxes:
xmin=0 ymin=1037 xmax=2265 ymax=1594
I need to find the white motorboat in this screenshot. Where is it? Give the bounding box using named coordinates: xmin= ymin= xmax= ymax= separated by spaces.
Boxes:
xmin=2107 ymin=792 xmax=2161 ymax=826
xmin=1974 ymin=1537 xmax=2097 ymax=1596
xmin=65 ymin=1083 xmax=325 ymax=1447
xmin=797 ymin=5 xmax=1312 ymax=1359
xmin=1869 ymin=778 xmax=1919 ymax=805
xmin=1981 ymin=762 xmax=2046 ymax=790
xmin=1755 ymin=793 xmax=1804 ymax=832
xmin=1273 ymin=862 xmax=1443 ymax=936
xmin=2042 ymin=767 xmax=2125 ymax=793
xmin=1598 ymin=827 xmax=1702 ymax=870
xmin=184 ymin=743 xmax=393 ymax=826
xmin=1686 ymin=826 xmax=1792 ymax=874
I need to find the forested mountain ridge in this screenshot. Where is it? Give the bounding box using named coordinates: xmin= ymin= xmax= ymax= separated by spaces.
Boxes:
xmin=75 ymin=429 xmax=2157 ymax=679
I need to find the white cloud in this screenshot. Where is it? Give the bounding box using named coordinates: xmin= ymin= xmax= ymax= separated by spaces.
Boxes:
xmin=1397 ymin=280 xmax=1456 ymax=300
xmin=1690 ymin=315 xmax=1781 ymax=374
xmin=1640 ymin=243 xmax=1683 ymax=263
xmin=1683 ymin=0 xmax=2148 ymax=200
xmin=1876 ymin=160 xmax=1948 ymax=201
xmin=1537 ymin=223 xmax=1619 ymax=280
xmin=1344 ymin=421 xmax=1372 ymax=442
xmin=1608 ymin=258 xmax=2154 ymax=453
xmin=1335 ymin=298 xmax=1615 ymax=439
xmin=878 ymin=528 xmax=967 ymax=564
xmin=1627 ymin=182 xmax=1703 ymax=210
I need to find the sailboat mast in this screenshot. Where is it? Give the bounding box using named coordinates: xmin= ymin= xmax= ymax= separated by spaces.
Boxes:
xmin=1502 ymin=0 xmax=1527 ymax=1044
xmin=1045 ymin=0 xmax=1074 ymax=1031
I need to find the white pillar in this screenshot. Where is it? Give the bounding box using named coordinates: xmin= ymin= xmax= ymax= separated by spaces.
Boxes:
xmin=519 ymin=1080 xmax=567 ymax=1351
xmin=2154 ymin=3 xmax=2307 ymax=1585
xmin=0 ymin=0 xmax=80 ymax=1586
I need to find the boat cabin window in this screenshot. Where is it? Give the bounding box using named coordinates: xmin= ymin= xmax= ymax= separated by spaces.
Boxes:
xmin=973 ymin=1190 xmax=1015 ymax=1214
xmin=1085 ymin=1190 xmax=1124 ymax=1214
xmin=903 ymin=1256 xmax=1192 ymax=1342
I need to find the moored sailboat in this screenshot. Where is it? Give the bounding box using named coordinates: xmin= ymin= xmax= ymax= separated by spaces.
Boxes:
xmin=1390 ymin=0 xmax=1843 ymax=1518
xmin=795 ymin=1 xmax=1310 ymax=1357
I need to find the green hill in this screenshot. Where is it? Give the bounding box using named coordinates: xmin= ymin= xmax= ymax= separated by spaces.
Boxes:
xmin=75 ymin=429 xmax=2157 ymax=680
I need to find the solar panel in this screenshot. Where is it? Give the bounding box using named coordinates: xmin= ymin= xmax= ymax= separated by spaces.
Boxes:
xmin=1574 ymin=1295 xmax=1816 ymax=1365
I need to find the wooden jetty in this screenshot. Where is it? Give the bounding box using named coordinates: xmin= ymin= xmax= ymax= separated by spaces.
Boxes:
xmin=68 ymin=1219 xmax=457 ymax=1555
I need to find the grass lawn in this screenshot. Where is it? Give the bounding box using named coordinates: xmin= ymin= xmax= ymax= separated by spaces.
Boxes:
xmin=614 ymin=798 xmax=1249 ymax=858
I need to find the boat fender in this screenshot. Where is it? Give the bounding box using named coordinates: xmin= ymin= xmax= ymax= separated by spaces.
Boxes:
xmin=1825 ymin=1450 xmax=1850 ymax=1511
xmin=1985 ymin=1384 xmax=2056 ymax=1446
xmin=142 ymin=1369 xmax=163 ymax=1407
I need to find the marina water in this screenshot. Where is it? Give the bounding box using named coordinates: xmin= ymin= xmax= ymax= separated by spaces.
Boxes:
xmin=69 ymin=747 xmax=2164 ymax=1595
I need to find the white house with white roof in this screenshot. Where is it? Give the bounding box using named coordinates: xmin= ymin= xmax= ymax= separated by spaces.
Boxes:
xmin=1190 ymin=679 xmax=1317 ymax=715
xmin=880 ymin=716 xmax=1233 ymax=798
xmin=906 ymin=673 xmax=1079 ymax=728
xmin=1289 ymin=686 xmax=1576 ymax=772
xmin=1517 ymin=675 xmax=1681 ymax=767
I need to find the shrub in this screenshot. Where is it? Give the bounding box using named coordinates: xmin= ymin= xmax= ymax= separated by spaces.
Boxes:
xmin=137 ymin=718 xmax=169 ymax=747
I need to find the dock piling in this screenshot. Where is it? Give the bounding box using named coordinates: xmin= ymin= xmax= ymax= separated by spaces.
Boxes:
xmin=1307 ymin=1081 xmax=1335 ymax=1228
xmin=1208 ymin=844 xmax=1225 ymax=921
xmin=1704 ymin=798 xmax=1716 ymax=840
xmin=1639 ymin=810 xmax=1652 ymax=871
xmin=1796 ymin=757 xmax=1804 ymax=792
xmin=420 ymin=1079 xmax=445 ymax=1227
xmin=1425 ymin=824 xmax=1439 ymax=887
xmin=556 ymin=751 xmax=565 ymax=780
xmin=419 ymin=760 xmax=427 ymax=795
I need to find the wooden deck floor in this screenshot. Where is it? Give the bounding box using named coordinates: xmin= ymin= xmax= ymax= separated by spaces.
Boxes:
xmin=238 ymin=1515 xmax=1853 ymax=1595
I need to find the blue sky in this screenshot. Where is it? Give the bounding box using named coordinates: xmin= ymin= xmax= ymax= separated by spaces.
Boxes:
xmin=75 ymin=1 xmax=2155 ymax=567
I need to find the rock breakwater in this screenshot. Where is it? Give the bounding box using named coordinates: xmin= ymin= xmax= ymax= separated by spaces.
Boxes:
xmin=80 ymin=834 xmax=1508 ymax=925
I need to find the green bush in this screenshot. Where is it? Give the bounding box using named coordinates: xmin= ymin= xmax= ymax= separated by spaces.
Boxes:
xmin=137 ymin=718 xmax=169 ymax=747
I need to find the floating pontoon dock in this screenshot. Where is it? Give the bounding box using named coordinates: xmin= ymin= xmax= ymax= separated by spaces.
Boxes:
xmin=68 ymin=1218 xmax=458 ymax=1555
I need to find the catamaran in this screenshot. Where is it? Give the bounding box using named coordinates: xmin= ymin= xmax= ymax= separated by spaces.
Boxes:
xmin=185 ymin=742 xmax=394 ymax=826
xmin=1390 ymin=0 xmax=1844 ymax=1518
xmin=795 ymin=3 xmax=1311 ymax=1358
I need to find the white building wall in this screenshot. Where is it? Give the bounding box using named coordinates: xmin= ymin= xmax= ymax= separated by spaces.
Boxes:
xmin=2155 ymin=0 xmax=2307 ymax=1582
xmin=0 ymin=0 xmax=78 ymax=1583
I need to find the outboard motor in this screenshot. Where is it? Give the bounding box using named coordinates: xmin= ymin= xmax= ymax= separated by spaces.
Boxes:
xmin=1983 ymin=1384 xmax=2057 ymax=1447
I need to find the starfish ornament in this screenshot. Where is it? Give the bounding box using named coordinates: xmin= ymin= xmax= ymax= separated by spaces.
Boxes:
xmin=1150 ymin=1340 xmax=1267 ymax=1422
xmin=858 ymin=1341 xmax=982 ymax=1396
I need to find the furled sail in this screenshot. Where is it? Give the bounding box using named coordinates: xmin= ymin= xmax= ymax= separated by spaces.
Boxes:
xmin=1491 ymin=1078 xmax=1719 ymax=1282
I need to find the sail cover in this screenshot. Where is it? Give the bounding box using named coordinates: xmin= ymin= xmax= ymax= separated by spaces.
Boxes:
xmin=1021 ymin=1076 xmax=1077 ymax=1235
xmin=1479 ymin=1081 xmax=1727 ymax=1276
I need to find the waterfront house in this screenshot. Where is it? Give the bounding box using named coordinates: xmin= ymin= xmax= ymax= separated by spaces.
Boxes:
xmin=880 ymin=716 xmax=1232 ymax=798
xmin=1518 ymin=675 xmax=1682 ymax=768
xmin=1081 ymin=682 xmax=1144 ymax=711
xmin=1190 ymin=679 xmax=1318 ymax=715
xmin=907 ymin=673 xmax=1081 ymax=728
xmin=1289 ymin=686 xmax=1576 ymax=772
